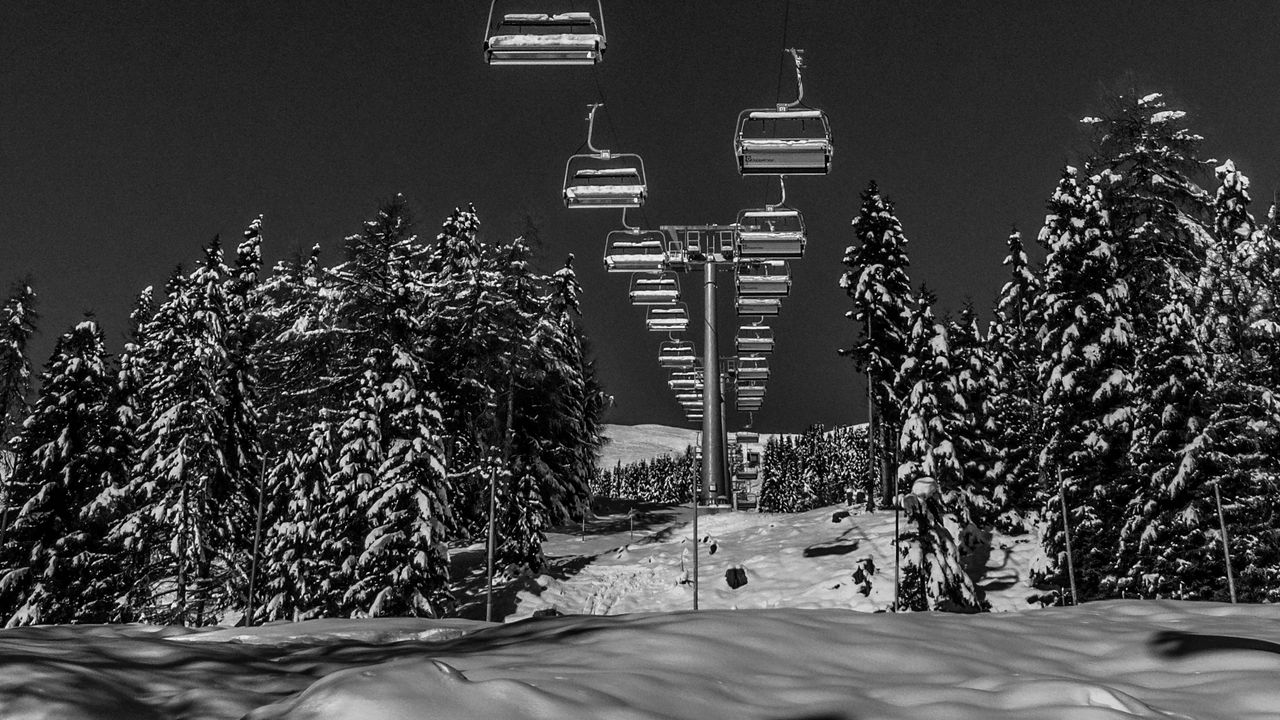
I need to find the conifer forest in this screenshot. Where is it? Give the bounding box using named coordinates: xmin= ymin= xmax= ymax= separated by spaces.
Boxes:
xmin=0 ymin=91 xmax=1277 ymax=627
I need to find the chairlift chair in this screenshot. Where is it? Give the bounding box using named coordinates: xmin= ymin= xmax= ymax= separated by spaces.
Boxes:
xmin=483 ymin=2 xmax=606 ymax=65
xmin=733 ymin=49 xmax=832 ymax=175
xmin=736 ymin=208 xmax=806 ymax=259
xmin=564 ymin=103 xmax=647 ymax=209
xmin=564 ymin=163 xmax=647 ymax=209
xmin=646 ymin=305 xmax=690 ymax=333
xmin=658 ymin=340 xmax=697 ymax=369
xmin=675 ymin=391 xmax=702 ymax=403
xmin=629 ymin=273 xmax=680 ymax=305
xmin=668 ymin=368 xmax=702 ymax=390
xmin=736 ymin=297 xmax=782 ymax=317
xmin=603 ymin=230 xmax=667 ymax=272
xmin=664 ymin=233 xmax=688 ymax=271
xmin=735 ymin=109 xmax=833 ymax=175
xmin=735 ymin=400 xmax=763 ymax=412
xmin=736 ymin=324 xmax=775 ymax=354
xmin=736 ymin=355 xmax=770 ymax=381
xmin=735 ymin=431 xmax=760 ymax=444
xmin=736 ymin=260 xmax=791 ymax=297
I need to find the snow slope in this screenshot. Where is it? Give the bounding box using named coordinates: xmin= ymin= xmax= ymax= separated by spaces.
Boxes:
xmin=2 ymin=601 xmax=1278 ymax=719
xmin=599 ymin=423 xmax=700 ymax=468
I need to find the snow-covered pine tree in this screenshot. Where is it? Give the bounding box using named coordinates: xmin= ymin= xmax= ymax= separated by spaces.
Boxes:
xmin=254 ymin=244 xmax=348 ymax=621
xmin=1116 ymin=274 xmax=1214 ymax=598
xmin=1084 ymin=90 xmax=1212 ymax=300
xmin=422 ymin=204 xmax=510 ymax=539
xmin=122 ymin=238 xmax=253 ymax=625
xmin=0 ymin=282 xmax=37 ymax=549
xmin=894 ymin=295 xmax=983 ymax=612
xmin=315 ymin=199 xmax=453 ymax=617
xmin=343 ymin=345 xmax=452 ymax=617
xmin=947 ymin=303 xmax=999 ymax=533
xmin=1031 ymin=167 xmax=1136 ymax=602
xmin=0 ymin=320 xmax=131 ymax=625
xmin=839 ymin=182 xmax=915 ymax=507
xmin=987 ymin=229 xmax=1044 ymax=533
xmin=1168 ymin=160 xmax=1280 ymax=602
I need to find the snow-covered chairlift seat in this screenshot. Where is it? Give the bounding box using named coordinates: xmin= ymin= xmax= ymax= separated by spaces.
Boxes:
xmin=735 ymin=325 xmax=775 ymax=354
xmin=735 ymin=109 xmax=833 ymax=175
xmin=736 ymin=355 xmax=770 ymax=381
xmin=564 ymin=165 xmax=646 ymax=209
xmin=659 ymin=340 xmax=697 ymax=369
xmin=603 ymin=230 xmax=666 ymax=272
xmin=736 ymin=297 xmax=781 ymax=317
xmin=736 ymin=209 xmax=806 ymax=259
xmin=736 ymin=260 xmax=791 ymax=297
xmin=646 ymin=305 xmax=690 ymax=333
xmin=629 ymin=273 xmax=679 ymax=305
xmin=485 ymin=12 xmax=605 ymax=65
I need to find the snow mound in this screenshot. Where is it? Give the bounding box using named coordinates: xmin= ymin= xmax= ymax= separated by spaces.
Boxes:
xmin=169 ymin=617 xmax=492 ymax=645
xmin=256 ymin=603 xmax=1280 ymax=720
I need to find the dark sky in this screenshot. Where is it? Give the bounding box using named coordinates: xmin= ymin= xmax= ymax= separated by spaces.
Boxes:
xmin=2 ymin=1 xmax=1278 ymax=433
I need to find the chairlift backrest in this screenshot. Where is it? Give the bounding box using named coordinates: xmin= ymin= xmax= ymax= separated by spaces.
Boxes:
xmin=484 ymin=1 xmax=606 ymax=65
xmin=604 ymin=230 xmax=666 ymax=272
xmin=564 ymin=154 xmax=648 ymax=209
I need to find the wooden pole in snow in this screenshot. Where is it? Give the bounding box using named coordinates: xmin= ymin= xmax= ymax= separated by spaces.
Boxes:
xmin=1057 ymin=469 xmax=1079 ymax=606
xmin=1213 ymin=481 xmax=1237 ymax=603
xmin=246 ymin=457 xmax=269 ymax=626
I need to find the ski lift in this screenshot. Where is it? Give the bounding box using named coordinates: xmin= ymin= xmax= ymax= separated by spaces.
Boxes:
xmin=664 ymin=233 xmax=689 ymax=271
xmin=669 ymin=368 xmax=703 ymax=391
xmin=735 ymin=399 xmax=763 ymax=412
xmin=734 ymin=49 xmax=833 ymax=175
xmin=736 ymin=382 xmax=767 ymax=399
xmin=483 ymin=2 xmax=606 ymax=65
xmin=659 ymin=340 xmax=697 ymax=369
xmin=736 ymin=260 xmax=791 ymax=297
xmin=603 ymin=231 xmax=667 ymax=272
xmin=737 ymin=205 xmax=806 ymax=259
xmin=735 ymin=324 xmax=775 ymax=354
xmin=647 ymin=305 xmax=690 ymax=333
xmin=676 ymin=391 xmax=702 ymax=404
xmin=717 ymin=229 xmax=737 ymax=260
xmin=736 ymin=297 xmax=781 ymax=317
xmin=736 ymin=355 xmax=770 ymax=381
xmin=565 ymin=104 xmax=647 ymax=209
xmin=629 ymin=272 xmax=679 ymax=305
xmin=735 ymin=431 xmax=760 ymax=445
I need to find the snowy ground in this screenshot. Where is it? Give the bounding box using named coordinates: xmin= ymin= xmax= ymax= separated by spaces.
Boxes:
xmin=4 ymin=503 xmax=1277 ymax=719
xmin=507 ymin=504 xmax=1041 ymax=618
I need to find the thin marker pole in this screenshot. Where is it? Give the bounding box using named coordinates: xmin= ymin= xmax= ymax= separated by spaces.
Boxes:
xmin=1057 ymin=469 xmax=1079 ymax=606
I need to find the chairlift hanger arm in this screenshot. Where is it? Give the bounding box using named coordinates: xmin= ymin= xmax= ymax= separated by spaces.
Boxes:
xmin=781 ymin=48 xmax=806 ymax=110
xmin=585 ymin=102 xmax=606 ymax=156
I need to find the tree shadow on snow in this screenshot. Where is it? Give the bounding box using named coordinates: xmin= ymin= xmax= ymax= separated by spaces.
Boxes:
xmin=1149 ymin=630 xmax=1280 ymax=658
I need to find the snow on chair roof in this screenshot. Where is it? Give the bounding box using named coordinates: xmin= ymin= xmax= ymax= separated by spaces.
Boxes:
xmin=745 ymin=109 xmax=825 ymax=120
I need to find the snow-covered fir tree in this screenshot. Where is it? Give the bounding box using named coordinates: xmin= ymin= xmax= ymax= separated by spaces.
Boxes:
xmin=0 ymin=282 xmax=37 ymax=549
xmin=894 ymin=296 xmax=983 ymax=612
xmin=947 ymin=303 xmax=999 ymax=532
xmin=1116 ymin=274 xmax=1214 ymax=598
xmin=839 ymin=182 xmax=915 ymax=507
xmin=119 ymin=236 xmax=257 ymax=625
xmin=1031 ymin=167 xmax=1136 ymax=602
xmin=299 ymin=199 xmax=453 ymax=617
xmin=986 ymin=229 xmax=1043 ymax=533
xmin=0 ymin=320 xmax=131 ymax=625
